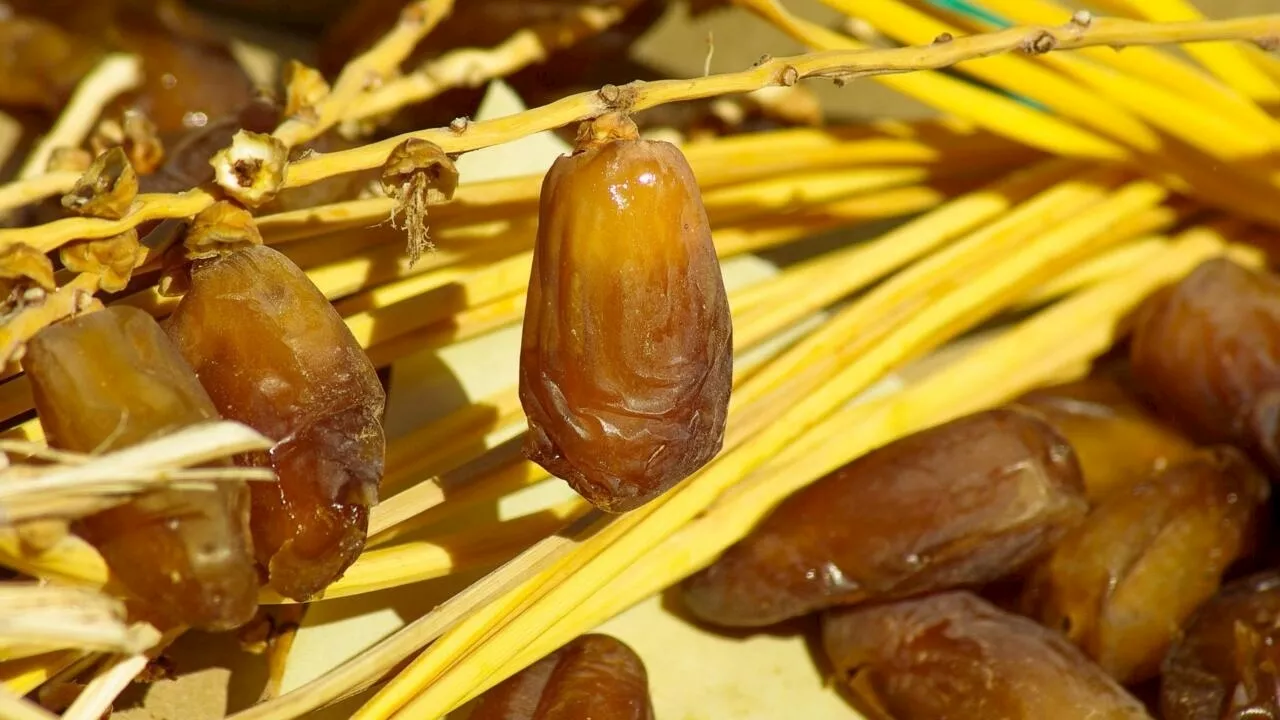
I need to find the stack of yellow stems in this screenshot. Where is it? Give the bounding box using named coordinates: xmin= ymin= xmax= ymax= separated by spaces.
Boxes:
xmin=0 ymin=0 xmax=1278 ymax=718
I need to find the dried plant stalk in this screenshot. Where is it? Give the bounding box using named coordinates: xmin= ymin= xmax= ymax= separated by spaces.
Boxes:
xmin=0 ymin=13 xmax=1272 ymax=256
xmin=0 ymin=421 xmax=274 ymax=525
xmin=17 ymin=54 xmax=142 ymax=181
xmin=344 ymin=0 xmax=642 ymax=128
xmin=273 ymin=0 xmax=454 ymax=147
xmin=832 ymin=0 xmax=1280 ymax=190
xmin=0 ymin=273 xmax=100 ymax=366
xmin=0 ymin=172 xmax=82 ymax=217
xmin=1099 ymin=0 xmax=1280 ymax=102
xmin=262 ymin=499 xmax=588 ymax=604
xmin=60 ymin=652 xmax=148 ymax=720
xmin=0 ymin=584 xmax=158 ymax=659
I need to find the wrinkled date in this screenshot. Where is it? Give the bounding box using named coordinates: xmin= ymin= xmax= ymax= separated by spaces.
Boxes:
xmin=1022 ymin=448 xmax=1270 ymax=684
xmin=469 ymin=633 xmax=654 ymax=720
xmin=680 ymin=409 xmax=1088 ymax=627
xmin=165 ymin=245 xmax=386 ymax=601
xmin=1012 ymin=374 xmax=1197 ymax=502
xmin=1131 ymin=258 xmax=1280 ymax=471
xmin=1161 ymin=570 xmax=1280 ymax=720
xmin=822 ymin=592 xmax=1153 ymax=719
xmin=25 ymin=306 xmax=258 ymax=631
xmin=519 ymin=116 xmax=733 ymax=513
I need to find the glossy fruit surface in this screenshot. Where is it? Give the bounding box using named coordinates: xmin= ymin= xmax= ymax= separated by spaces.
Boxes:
xmin=681 ymin=409 xmax=1087 ymax=627
xmin=25 ymin=305 xmax=258 ymax=630
xmin=822 ymin=591 xmax=1153 ymax=719
xmin=470 ymin=633 xmax=654 ymax=720
xmin=519 ymin=132 xmax=732 ymax=513
xmin=165 ymin=245 xmax=386 ymax=600
xmin=1022 ymin=448 xmax=1270 ymax=684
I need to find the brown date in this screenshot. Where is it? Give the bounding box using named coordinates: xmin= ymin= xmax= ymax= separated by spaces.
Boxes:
xmin=680 ymin=408 xmax=1087 ymax=628
xmin=1161 ymin=570 xmax=1280 ymax=720
xmin=469 ymin=633 xmax=654 ymax=720
xmin=822 ymin=591 xmax=1152 ymax=720
xmin=0 ymin=14 xmax=101 ymax=110
xmin=24 ymin=306 xmax=258 ymax=631
xmin=1130 ymin=258 xmax=1280 ymax=472
xmin=164 ymin=245 xmax=386 ymax=600
xmin=1012 ymin=374 xmax=1197 ymax=502
xmin=519 ymin=118 xmax=733 ymax=513
xmin=1021 ymin=448 xmax=1270 ymax=684
xmin=109 ymin=25 xmax=255 ymax=140
xmin=0 ymin=1 xmax=253 ymax=136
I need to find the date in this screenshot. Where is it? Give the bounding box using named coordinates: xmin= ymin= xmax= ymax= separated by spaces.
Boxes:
xmin=1021 ymin=448 xmax=1269 ymax=684
xmin=165 ymin=245 xmax=386 ymax=601
xmin=469 ymin=633 xmax=654 ymax=720
xmin=24 ymin=306 xmax=258 ymax=631
xmin=680 ymin=408 xmax=1087 ymax=627
xmin=822 ymin=591 xmax=1152 ymax=719
xmin=519 ymin=116 xmax=733 ymax=513
xmin=1130 ymin=258 xmax=1280 ymax=472
xmin=1161 ymin=570 xmax=1280 ymax=720
xmin=1012 ymin=374 xmax=1196 ymax=501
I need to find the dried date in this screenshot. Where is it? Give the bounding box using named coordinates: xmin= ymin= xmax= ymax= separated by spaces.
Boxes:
xmin=680 ymin=409 xmax=1087 ymax=627
xmin=1130 ymin=258 xmax=1280 ymax=472
xmin=1021 ymin=448 xmax=1269 ymax=684
xmin=24 ymin=306 xmax=258 ymax=631
xmin=822 ymin=591 xmax=1152 ymax=719
xmin=1161 ymin=570 xmax=1280 ymax=720
xmin=1012 ymin=374 xmax=1196 ymax=502
xmin=164 ymin=245 xmax=386 ymax=601
xmin=519 ymin=117 xmax=733 ymax=513
xmin=469 ymin=633 xmax=654 ymax=720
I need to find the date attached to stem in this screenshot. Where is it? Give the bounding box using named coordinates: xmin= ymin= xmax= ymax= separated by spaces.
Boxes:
xmin=520 ymin=115 xmax=733 ymax=514
xmin=165 ymin=244 xmax=386 ymax=601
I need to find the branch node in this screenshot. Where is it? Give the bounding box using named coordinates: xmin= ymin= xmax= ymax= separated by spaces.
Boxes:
xmin=1070 ymin=10 xmax=1093 ymax=28
xmin=59 ymin=230 xmax=142 ymax=293
xmin=1025 ymin=31 xmax=1059 ymax=55
xmin=779 ymin=65 xmax=800 ymax=87
xmin=184 ymin=201 xmax=264 ymax=261
xmin=0 ymin=245 xmax=56 ymax=316
xmin=574 ymin=113 xmax=640 ymax=153
xmin=449 ymin=116 xmax=471 ymax=134
xmin=210 ymin=130 xmax=288 ymax=207
xmin=754 ymin=53 xmax=773 ymax=68
xmin=381 ymin=138 xmax=459 ymax=268
xmin=1257 ymin=36 xmax=1280 ymax=52
xmin=61 ymin=147 xmax=138 ymax=220
xmin=598 ymin=84 xmax=622 ymax=106
xmin=934 ymin=32 xmax=954 ymax=44
xmin=90 ymin=110 xmax=164 ymax=175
